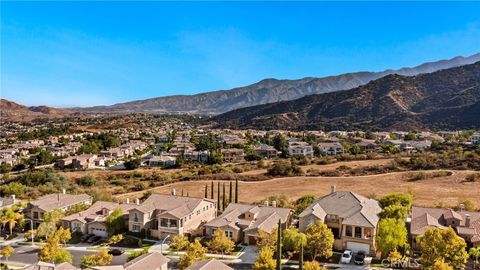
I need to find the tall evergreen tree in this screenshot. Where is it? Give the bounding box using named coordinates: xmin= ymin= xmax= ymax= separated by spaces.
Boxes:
xmin=229 ymin=181 xmax=233 ymax=204
xmin=299 ymin=242 xmax=303 ymax=270
xmin=276 ymin=219 xmax=282 ymax=270
xmin=204 ymin=184 xmax=208 ymax=198
xmin=235 ymin=178 xmax=239 ymax=203
xmin=222 ymin=183 xmax=226 ymax=210
xmin=211 ymin=181 xmax=214 ymax=200
xmin=181 ymin=188 xmax=184 ymax=196
xmin=217 ymin=182 xmax=221 ymax=211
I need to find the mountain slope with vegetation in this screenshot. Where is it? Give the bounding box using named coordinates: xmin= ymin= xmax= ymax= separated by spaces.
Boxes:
xmin=211 ymin=61 xmax=480 ymax=131
xmin=74 ymin=53 xmax=480 ymax=115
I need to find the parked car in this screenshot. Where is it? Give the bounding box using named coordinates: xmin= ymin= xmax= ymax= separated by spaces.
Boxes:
xmin=341 ymin=249 xmax=353 ymax=264
xmin=354 ymin=251 xmax=366 ymax=265
xmin=86 ymin=235 xmax=102 ymax=243
xmin=81 ymin=234 xmax=94 ymax=242
xmin=108 ymin=248 xmax=124 ymax=256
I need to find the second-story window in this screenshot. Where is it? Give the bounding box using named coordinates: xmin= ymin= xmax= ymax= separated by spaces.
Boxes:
xmin=134 ymin=213 xmax=139 ymax=222
xmin=355 ymin=227 xmax=362 ymax=238
xmin=345 ymin=226 xmax=352 ymax=237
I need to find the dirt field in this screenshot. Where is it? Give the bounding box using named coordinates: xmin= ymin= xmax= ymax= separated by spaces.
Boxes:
xmin=118 ymin=170 xmax=480 ymax=208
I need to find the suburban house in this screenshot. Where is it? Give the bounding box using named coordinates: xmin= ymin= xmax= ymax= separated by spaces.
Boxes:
xmin=0 ymin=195 xmax=21 ymax=209
xmin=288 ymin=142 xmax=314 ymax=157
xmin=22 ymin=261 xmax=78 ymax=270
xmin=25 ymin=191 xmax=92 ymax=228
xmin=56 ymin=154 xmax=98 ymax=169
xmin=186 ymin=259 xmax=233 ymax=270
xmin=147 ymin=155 xmax=177 ymax=167
xmin=221 ymin=148 xmax=245 ymax=163
xmin=203 ymin=202 xmax=292 ymax=245
xmin=317 ymin=142 xmax=344 ymax=155
xmin=128 ymin=193 xmax=216 ymax=239
xmin=184 ymin=150 xmax=210 ymax=163
xmin=90 ymin=252 xmax=169 ymax=270
xmin=410 ymin=206 xmax=480 ymax=249
xmin=61 ymin=201 xmax=135 ymax=237
xmin=254 ymin=144 xmax=279 ymax=159
xmin=472 ymin=133 xmax=480 ymax=144
xmin=298 ymin=188 xmax=381 ymax=254
xmin=356 ymin=140 xmax=380 ymax=153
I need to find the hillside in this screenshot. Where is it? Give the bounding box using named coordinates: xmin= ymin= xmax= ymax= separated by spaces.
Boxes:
xmin=211 ymin=61 xmax=480 ymax=131
xmin=74 ymin=53 xmax=480 ymax=115
xmin=0 ymin=99 xmax=76 ymax=122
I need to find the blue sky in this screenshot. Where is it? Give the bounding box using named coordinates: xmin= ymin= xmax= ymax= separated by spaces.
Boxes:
xmin=1 ymin=2 xmax=480 ymax=107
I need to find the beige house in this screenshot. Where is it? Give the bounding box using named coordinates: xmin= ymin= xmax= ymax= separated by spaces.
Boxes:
xmin=25 ymin=191 xmax=92 ymax=228
xmin=299 ymin=188 xmax=381 ymax=254
xmin=89 ymin=252 xmax=169 ymax=270
xmin=204 ymin=203 xmax=292 ymax=245
xmin=22 ymin=261 xmax=78 ymax=270
xmin=410 ymin=206 xmax=480 ymax=248
xmin=254 ymin=144 xmax=279 ymax=159
xmin=186 ymin=259 xmax=233 ymax=270
xmin=61 ymin=201 xmax=135 ymax=237
xmin=220 ymin=148 xmax=245 ymax=163
xmin=128 ymin=193 xmax=216 ymax=239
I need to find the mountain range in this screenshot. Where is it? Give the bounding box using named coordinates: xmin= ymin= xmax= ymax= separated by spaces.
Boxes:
xmin=74 ymin=53 xmax=480 ymax=115
xmin=0 ymin=99 xmax=78 ymax=122
xmin=212 ymin=61 xmax=480 ymax=131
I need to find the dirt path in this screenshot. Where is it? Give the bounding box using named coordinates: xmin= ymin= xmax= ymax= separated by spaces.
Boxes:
xmin=116 ymin=169 xmax=480 ymax=208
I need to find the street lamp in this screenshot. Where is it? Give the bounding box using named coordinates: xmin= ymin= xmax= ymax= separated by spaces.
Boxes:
xmin=24 ymin=218 xmax=34 ymax=246
xmin=160 ymin=234 xmax=170 ymax=255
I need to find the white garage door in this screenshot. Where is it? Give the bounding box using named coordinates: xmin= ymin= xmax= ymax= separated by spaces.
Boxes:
xmin=346 ymin=242 xmax=370 ymax=254
xmin=91 ymin=228 xmax=107 ymax=237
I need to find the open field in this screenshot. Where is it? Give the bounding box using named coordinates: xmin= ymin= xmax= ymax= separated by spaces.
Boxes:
xmin=118 ymin=169 xmax=480 ymax=208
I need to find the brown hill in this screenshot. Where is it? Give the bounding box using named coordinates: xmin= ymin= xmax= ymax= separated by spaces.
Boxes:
xmin=212 ymin=61 xmax=480 ymax=131
xmin=0 ymin=99 xmax=75 ymax=122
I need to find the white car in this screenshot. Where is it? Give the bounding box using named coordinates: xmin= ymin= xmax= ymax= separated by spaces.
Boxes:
xmin=341 ymin=249 xmax=353 ymax=264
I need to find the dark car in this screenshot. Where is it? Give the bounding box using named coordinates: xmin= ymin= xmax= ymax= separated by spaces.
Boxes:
xmin=108 ymin=248 xmax=124 ymax=256
xmin=86 ymin=235 xmax=102 ymax=243
xmin=81 ymin=234 xmax=94 ymax=242
xmin=354 ymin=251 xmax=366 ymax=265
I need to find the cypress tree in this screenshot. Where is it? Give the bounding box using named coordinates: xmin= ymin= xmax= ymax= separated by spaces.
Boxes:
xmin=217 ymin=182 xmax=221 ymax=211
xmin=234 ymin=178 xmax=239 ymax=203
xmin=181 ymin=188 xmax=184 ymax=196
xmin=229 ymin=181 xmax=232 ymax=204
xmin=204 ymin=183 xmax=208 ymax=198
xmin=222 ymin=182 xmax=226 ymax=210
xmin=299 ymin=242 xmax=303 ymax=270
xmin=276 ymin=219 xmax=282 ymax=270
xmin=211 ymin=181 xmax=214 ymax=200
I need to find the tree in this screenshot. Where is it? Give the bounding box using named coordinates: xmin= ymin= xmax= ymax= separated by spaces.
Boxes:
xmin=229 ymin=181 xmax=233 ymax=203
xmin=253 ymin=247 xmax=276 ymax=270
xmin=80 ymin=249 xmax=112 ymax=268
xmin=208 ymin=229 xmax=234 ymax=256
xmin=127 ymin=248 xmax=148 ymax=261
xmin=257 ymin=229 xmax=277 ymax=251
xmin=0 ymin=208 xmax=23 ymax=236
xmin=304 ymin=261 xmax=325 ymax=270
xmin=38 ymin=234 xmax=72 ymax=263
xmin=209 ymin=150 xmax=223 ymax=165
xmin=124 ymin=159 xmax=141 ymax=170
xmin=37 ymin=209 xmax=64 ymax=238
xmin=470 ymin=247 xmax=480 ymax=269
xmin=432 ymin=259 xmax=454 ymax=270
xmin=0 ymin=246 xmax=14 ymax=262
xmin=375 ymin=218 xmax=408 ymax=257
xmin=55 ymin=227 xmax=71 ymax=245
xmin=170 ymin=235 xmax=190 ymax=251
xmin=282 ymin=227 xmax=307 ymax=254
xmin=235 ymin=178 xmax=239 ymax=203
xmin=294 ymin=195 xmax=316 ymax=216
xmin=204 ymin=183 xmax=208 ymax=198
xmin=272 ymin=135 xmax=288 ymax=156
xmin=222 ymin=182 xmax=226 ymax=210
xmin=379 ymin=204 xmax=410 ymax=220
xmin=0 ymin=182 xmax=25 ymax=197
xmin=210 ymin=181 xmax=214 ymax=200
xmin=417 ymin=227 xmax=468 ymax=269
xmin=217 ymin=182 xmax=221 ymax=211
xmin=379 ymin=193 xmax=413 ymax=211
xmin=276 ymin=220 xmax=282 ymax=270
xmin=77 ymin=175 xmax=96 ymax=187
xmin=106 ymin=208 xmax=127 ymax=236
xmin=305 ymin=220 xmax=334 ymax=260
xmin=178 ymin=240 xmax=206 ymax=270
xmin=299 ymin=243 xmax=304 ymax=270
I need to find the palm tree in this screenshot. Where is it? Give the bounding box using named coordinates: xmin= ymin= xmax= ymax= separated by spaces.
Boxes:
xmin=2 ymin=208 xmax=23 ymax=236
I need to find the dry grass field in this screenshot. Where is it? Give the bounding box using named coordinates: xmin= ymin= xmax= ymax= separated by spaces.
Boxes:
xmin=118 ymin=169 xmax=480 ymax=208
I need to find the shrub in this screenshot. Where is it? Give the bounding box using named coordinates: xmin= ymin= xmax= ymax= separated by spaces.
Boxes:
xmin=76 ymin=175 xmax=96 ymax=187
xmin=465 ymin=173 xmax=480 ymax=182
xmin=407 ymin=172 xmax=427 ymax=181
xmin=170 ymin=235 xmax=190 ymax=251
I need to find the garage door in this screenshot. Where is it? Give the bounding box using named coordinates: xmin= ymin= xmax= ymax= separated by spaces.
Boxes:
xmin=346 ymin=242 xmax=370 ymax=254
xmin=91 ymin=228 xmax=107 ymax=237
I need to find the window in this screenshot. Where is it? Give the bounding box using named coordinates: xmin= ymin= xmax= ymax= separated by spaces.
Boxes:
xmin=197 ymin=210 xmax=200 ymax=215
xmin=355 ymin=227 xmax=362 ymax=238
xmin=133 ymin=213 xmax=139 ymax=222
xmin=225 ymin=230 xmax=233 ymax=239
xmin=346 ymin=226 xmax=352 ymax=237
xmin=132 ymin=224 xmax=140 ymax=232
xmin=364 ymin=228 xmax=372 ymax=239
xmin=33 ymin=212 xmax=39 ymax=219
xmin=160 ymin=218 xmax=168 ymax=227
xmin=170 ymin=219 xmax=178 ymax=228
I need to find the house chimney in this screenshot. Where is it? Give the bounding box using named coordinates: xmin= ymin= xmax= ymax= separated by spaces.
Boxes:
xmin=465 ymin=214 xmax=471 ymax=227
xmin=331 ymin=185 xmax=336 ymax=193
xmin=135 ymin=198 xmax=140 ymax=205
xmin=459 ymin=203 xmax=465 ymax=211
xmin=271 ymin=201 xmax=277 ymax=208
xmin=264 ymin=201 xmax=269 ymax=207
xmin=62 ymin=188 xmax=66 ymax=194
xmin=172 ymin=189 xmax=176 ymax=196
xmin=126 ymin=198 xmax=130 ymax=204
